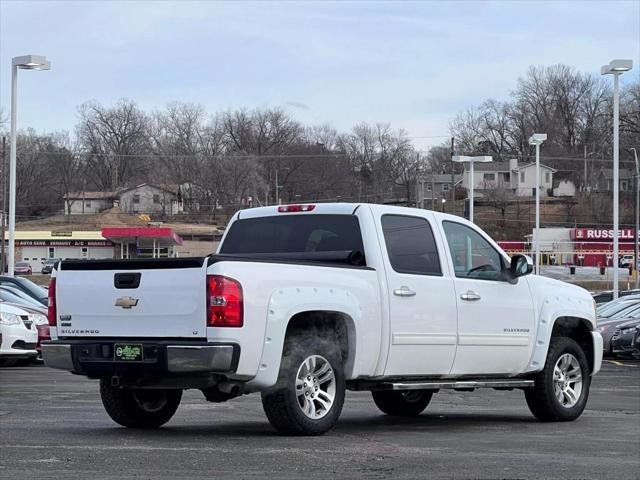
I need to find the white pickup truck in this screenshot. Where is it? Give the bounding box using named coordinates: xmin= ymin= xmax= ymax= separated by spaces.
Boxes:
xmin=43 ymin=203 xmax=603 ymax=435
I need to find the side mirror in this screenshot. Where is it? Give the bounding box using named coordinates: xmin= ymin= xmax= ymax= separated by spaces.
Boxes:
xmin=509 ymin=254 xmax=533 ymax=281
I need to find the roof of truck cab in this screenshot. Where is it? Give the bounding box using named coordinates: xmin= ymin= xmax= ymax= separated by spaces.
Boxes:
xmin=235 ymin=202 xmax=453 ymax=220
xmin=237 ymin=203 xmax=362 ymax=219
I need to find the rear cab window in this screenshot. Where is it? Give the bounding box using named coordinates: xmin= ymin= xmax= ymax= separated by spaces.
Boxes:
xmin=220 ymin=214 xmax=365 ymax=260
xmin=381 ymin=214 xmax=442 ymax=276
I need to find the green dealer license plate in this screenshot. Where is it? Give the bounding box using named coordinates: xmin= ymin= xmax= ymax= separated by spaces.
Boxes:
xmin=114 ymin=344 xmax=143 ymax=361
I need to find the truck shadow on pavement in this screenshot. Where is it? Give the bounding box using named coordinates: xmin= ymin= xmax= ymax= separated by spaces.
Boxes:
xmin=83 ymin=412 xmax=540 ymax=439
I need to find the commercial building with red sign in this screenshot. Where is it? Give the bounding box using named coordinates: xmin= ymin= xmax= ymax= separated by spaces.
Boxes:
xmin=498 ymin=227 xmax=638 ymax=267
xmin=10 ymin=231 xmax=114 ymax=271
xmin=6 ymin=227 xmax=184 ymax=271
xmin=570 ymin=228 xmax=637 ymax=267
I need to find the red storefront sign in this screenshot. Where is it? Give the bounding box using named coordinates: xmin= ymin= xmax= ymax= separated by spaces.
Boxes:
xmin=571 ymin=228 xmax=639 ymax=241
xmin=16 ymin=240 xmax=113 ymax=247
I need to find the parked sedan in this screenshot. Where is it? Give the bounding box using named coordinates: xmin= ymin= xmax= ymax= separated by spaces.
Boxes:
xmin=592 ymin=289 xmax=640 ymax=305
xmin=597 ymin=303 xmax=640 ymax=354
xmin=611 ymin=319 xmax=640 ymax=358
xmin=41 ymin=259 xmax=60 ymax=274
xmin=596 ymin=296 xmax=640 ymax=318
xmin=633 ymin=327 xmax=640 ymax=359
xmin=0 ymin=276 xmax=48 ymax=305
xmin=0 ymin=286 xmax=45 ymax=309
xmin=1 ymin=299 xmax=49 ymax=360
xmin=14 ymin=262 xmax=32 ymax=275
xmin=0 ymin=302 xmax=38 ymax=366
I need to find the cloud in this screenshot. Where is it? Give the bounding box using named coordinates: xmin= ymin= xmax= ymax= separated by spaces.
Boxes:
xmin=286 ymin=101 xmax=310 ymax=111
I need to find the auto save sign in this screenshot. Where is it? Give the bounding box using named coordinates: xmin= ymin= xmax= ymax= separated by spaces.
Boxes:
xmin=571 ymin=228 xmax=639 ymax=241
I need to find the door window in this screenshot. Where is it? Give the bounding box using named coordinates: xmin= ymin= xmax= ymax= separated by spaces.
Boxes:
xmin=381 ymin=215 xmax=441 ymax=276
xmin=443 ymin=221 xmax=505 ymax=281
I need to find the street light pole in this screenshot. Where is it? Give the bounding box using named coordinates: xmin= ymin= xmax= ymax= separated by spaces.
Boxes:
xmin=602 ymin=59 xmax=633 ymax=299
xmin=8 ymin=64 xmax=17 ymax=276
xmin=529 ymin=134 xmax=547 ymax=275
xmin=631 ymin=147 xmax=639 ymax=289
xmin=8 ymin=55 xmax=51 ymax=277
xmin=452 ymin=155 xmax=492 ymax=223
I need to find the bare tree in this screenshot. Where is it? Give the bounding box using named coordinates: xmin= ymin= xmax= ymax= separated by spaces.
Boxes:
xmin=77 ymin=99 xmax=150 ymax=190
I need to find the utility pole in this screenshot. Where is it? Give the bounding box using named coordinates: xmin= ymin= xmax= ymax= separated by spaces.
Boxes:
xmin=1 ymin=137 xmax=6 ymax=273
xmin=450 ymin=137 xmax=455 ymax=215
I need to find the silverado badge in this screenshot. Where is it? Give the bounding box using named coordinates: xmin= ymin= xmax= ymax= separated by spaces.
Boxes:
xmin=115 ymin=296 xmax=139 ymax=309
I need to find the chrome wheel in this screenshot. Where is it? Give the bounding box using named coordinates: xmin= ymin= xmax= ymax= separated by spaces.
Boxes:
xmin=295 ymin=355 xmax=336 ymax=419
xmin=553 ymin=353 xmax=583 ymax=408
xmin=133 ymin=390 xmax=169 ymax=413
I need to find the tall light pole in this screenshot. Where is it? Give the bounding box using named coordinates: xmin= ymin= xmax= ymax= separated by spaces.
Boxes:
xmin=8 ymin=55 xmax=51 ymax=277
xmin=602 ymin=59 xmax=633 ymax=299
xmin=631 ymin=147 xmax=639 ymax=289
xmin=529 ymin=133 xmax=547 ymax=275
xmin=452 ymin=155 xmax=492 ymax=223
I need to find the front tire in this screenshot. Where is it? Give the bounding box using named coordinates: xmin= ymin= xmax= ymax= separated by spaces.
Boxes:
xmin=262 ymin=335 xmax=345 ymax=435
xmin=525 ymin=336 xmax=590 ymax=421
xmin=372 ymin=390 xmax=433 ymax=416
xmin=99 ymin=380 xmax=182 ymax=428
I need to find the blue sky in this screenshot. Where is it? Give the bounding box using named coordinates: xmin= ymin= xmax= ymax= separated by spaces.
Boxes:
xmin=0 ymin=0 xmax=638 ymax=149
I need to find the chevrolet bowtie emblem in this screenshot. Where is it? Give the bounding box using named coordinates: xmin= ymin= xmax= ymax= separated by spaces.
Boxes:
xmin=115 ymin=296 xmax=139 ymax=309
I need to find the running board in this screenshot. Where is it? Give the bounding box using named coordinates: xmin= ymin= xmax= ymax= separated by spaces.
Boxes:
xmin=349 ymin=379 xmax=534 ymax=391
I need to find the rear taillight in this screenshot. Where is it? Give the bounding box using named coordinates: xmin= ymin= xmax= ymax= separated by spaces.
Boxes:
xmin=37 ymin=325 xmax=50 ymax=350
xmin=47 ymin=278 xmax=57 ymax=326
xmin=277 ymin=204 xmax=316 ymax=213
xmin=206 ymin=275 xmax=243 ymax=327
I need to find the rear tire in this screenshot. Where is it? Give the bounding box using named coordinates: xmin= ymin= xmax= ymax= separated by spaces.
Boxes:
xmin=99 ymin=380 xmax=182 ymax=428
xmin=261 ymin=335 xmax=345 ymax=435
xmin=372 ymin=390 xmax=433 ymax=416
xmin=525 ymin=336 xmax=590 ymax=422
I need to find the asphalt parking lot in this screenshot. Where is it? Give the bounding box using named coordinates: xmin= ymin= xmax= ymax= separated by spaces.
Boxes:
xmin=1 ymin=361 xmax=638 ymax=480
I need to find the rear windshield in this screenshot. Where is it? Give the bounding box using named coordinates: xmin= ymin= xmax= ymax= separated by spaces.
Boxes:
xmin=220 ymin=214 xmax=364 ymax=255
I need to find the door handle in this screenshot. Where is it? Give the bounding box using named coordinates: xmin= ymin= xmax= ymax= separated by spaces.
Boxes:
xmin=460 ymin=290 xmax=481 ymax=301
xmin=393 ymin=286 xmax=416 ymax=297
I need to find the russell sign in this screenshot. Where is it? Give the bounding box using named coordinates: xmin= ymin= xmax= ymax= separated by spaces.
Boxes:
xmin=571 ymin=228 xmax=640 ymax=241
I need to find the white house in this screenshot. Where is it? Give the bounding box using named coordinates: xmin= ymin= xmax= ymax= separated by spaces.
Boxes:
xmin=422 ymin=174 xmax=463 ymax=200
xmin=118 ymin=184 xmax=184 ymax=215
xmin=462 ymin=158 xmax=557 ymax=197
xmin=63 ymin=191 xmax=117 ymax=215
xmin=63 ymin=184 xmax=184 ymax=215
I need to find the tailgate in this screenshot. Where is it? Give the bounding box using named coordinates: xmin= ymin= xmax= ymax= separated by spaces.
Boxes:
xmin=55 ymin=258 xmax=207 ymax=338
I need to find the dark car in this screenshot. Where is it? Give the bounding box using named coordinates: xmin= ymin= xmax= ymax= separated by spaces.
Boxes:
xmin=598 ymin=303 xmax=640 ymax=355
xmin=632 ymin=327 xmax=640 ymax=359
xmin=611 ymin=319 xmax=640 ymax=358
xmin=0 ymin=276 xmax=48 ymax=306
xmin=592 ymin=289 xmax=640 ymax=305
xmin=41 ymin=259 xmax=60 ymax=274
xmin=14 ymin=262 xmax=32 ymax=275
